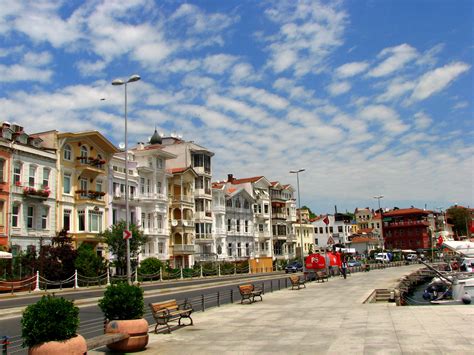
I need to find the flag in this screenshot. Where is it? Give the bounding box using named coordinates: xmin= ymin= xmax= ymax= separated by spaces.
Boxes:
xmin=323 ymin=215 xmax=330 ymax=225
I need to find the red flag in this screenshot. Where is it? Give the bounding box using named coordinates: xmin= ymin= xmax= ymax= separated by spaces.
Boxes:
xmin=323 ymin=215 xmax=330 ymax=225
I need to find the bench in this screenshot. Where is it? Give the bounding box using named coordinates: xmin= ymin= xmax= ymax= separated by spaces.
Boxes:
xmin=289 ymin=275 xmax=306 ymax=290
xmin=149 ymin=299 xmax=193 ymax=334
xmin=315 ymin=271 xmax=329 ymax=282
xmin=86 ymin=333 xmax=130 ymax=350
xmin=238 ymin=284 xmax=263 ymax=304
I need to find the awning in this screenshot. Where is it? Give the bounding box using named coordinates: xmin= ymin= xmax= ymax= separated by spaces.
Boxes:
xmin=0 ymin=251 xmax=12 ymax=259
xmin=442 ymin=241 xmax=474 ymax=257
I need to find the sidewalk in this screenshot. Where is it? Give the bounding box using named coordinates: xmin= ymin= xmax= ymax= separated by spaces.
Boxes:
xmin=91 ymin=265 xmax=474 ymax=354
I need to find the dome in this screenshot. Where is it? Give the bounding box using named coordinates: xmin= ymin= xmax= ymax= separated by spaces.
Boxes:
xmin=149 ymin=129 xmax=162 ymax=145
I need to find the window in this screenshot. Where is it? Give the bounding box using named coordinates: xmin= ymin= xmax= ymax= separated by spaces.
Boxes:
xmin=28 ymin=165 xmax=36 ymax=187
xmin=156 ymin=181 xmax=162 ymax=194
xmin=245 ymin=243 xmax=250 ymax=256
xmin=13 ymin=163 xmax=21 ymax=185
xmin=227 ymin=218 xmax=231 ymax=231
xmin=140 ymin=178 xmax=145 ymax=194
xmin=156 ymin=157 xmax=163 ymax=169
xmin=112 ymin=209 xmax=117 ymax=224
xmin=80 ymin=145 xmax=88 ymax=159
xmin=0 ymin=160 xmax=4 ymax=182
xmin=88 ymin=210 xmax=102 ymax=232
xmin=319 ymin=227 xmax=323 ymax=233
xmin=338 ymin=226 xmax=343 ymax=233
xmin=80 ymin=178 xmax=88 ymax=197
xmin=259 ymin=224 xmax=264 ymax=232
xmin=64 ymin=145 xmax=72 ymax=160
xmin=244 ymin=200 xmax=250 ymax=209
xmin=245 ymin=220 xmax=249 ymax=232
xmin=158 ymin=242 xmax=164 ymax=254
xmin=78 ymin=210 xmax=85 ymax=231
xmin=41 ymin=208 xmax=48 ymax=229
xmin=12 ymin=205 xmax=19 ymax=227
xmin=141 ymin=213 xmax=146 ymax=228
xmin=264 ymin=204 xmax=269 ymax=214
xmin=227 ymin=243 xmax=232 ymax=256
xmin=63 ymin=173 xmax=71 ymax=194
xmin=148 ymin=157 xmax=153 ymax=167
xmin=235 ymin=199 xmax=241 ymax=208
xmin=237 ymin=242 xmax=242 ymax=257
xmin=193 ymin=154 xmax=203 ymax=167
xmin=236 ymin=219 xmax=240 ymax=232
xmin=226 ymin=199 xmax=232 ymax=207
xmin=27 ymin=206 xmax=34 ymax=229
xmin=63 ymin=209 xmax=71 ymax=231
xmin=217 ymin=245 xmax=222 ymax=255
xmin=0 ymin=201 xmax=4 ymax=226
xmin=195 ymin=176 xmax=203 ymax=189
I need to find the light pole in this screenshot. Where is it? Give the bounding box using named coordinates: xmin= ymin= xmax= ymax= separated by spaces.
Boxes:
xmin=373 ymin=195 xmax=384 ymax=251
xmin=290 ymin=169 xmax=305 ymax=266
xmin=112 ymin=74 xmax=141 ymax=284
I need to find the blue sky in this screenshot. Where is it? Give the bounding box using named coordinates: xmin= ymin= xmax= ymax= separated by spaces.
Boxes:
xmin=0 ymin=0 xmax=472 ymax=214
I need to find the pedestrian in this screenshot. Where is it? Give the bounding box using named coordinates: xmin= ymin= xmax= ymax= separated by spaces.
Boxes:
xmin=341 ymin=258 xmax=348 ymax=279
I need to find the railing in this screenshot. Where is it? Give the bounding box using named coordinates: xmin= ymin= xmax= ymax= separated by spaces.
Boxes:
xmin=272 ymin=213 xmax=287 ymax=219
xmin=195 ymin=234 xmax=213 ymax=240
xmin=75 ymin=190 xmax=105 ymax=200
xmin=172 ymin=195 xmax=194 ymax=204
xmin=385 ymin=220 xmax=429 ymax=227
xmin=76 ymin=156 xmax=105 ymax=169
xmin=173 ymin=244 xmax=195 ymax=253
xmin=13 ymin=183 xmax=51 ymax=199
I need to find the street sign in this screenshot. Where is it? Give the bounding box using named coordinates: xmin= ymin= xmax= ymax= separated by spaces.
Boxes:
xmin=123 ymin=230 xmax=132 ymax=240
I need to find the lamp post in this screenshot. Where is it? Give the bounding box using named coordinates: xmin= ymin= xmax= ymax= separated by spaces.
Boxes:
xmin=373 ymin=195 xmax=384 ymax=251
xmin=290 ymin=169 xmax=305 ymax=266
xmin=112 ymin=74 xmax=141 ymax=284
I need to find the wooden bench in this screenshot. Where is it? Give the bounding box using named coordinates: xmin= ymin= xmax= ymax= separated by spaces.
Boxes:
xmin=315 ymin=271 xmax=329 ymax=282
xmin=238 ymin=284 xmax=263 ymax=304
xmin=149 ymin=299 xmax=193 ymax=334
xmin=86 ymin=333 xmax=130 ymax=351
xmin=289 ymin=275 xmax=306 ymax=290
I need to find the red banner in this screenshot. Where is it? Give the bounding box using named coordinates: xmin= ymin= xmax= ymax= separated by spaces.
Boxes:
xmin=305 ymin=253 xmax=326 ymax=269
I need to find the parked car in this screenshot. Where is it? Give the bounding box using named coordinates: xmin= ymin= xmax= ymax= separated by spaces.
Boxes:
xmin=460 ymin=258 xmax=474 ymax=272
xmin=406 ymin=254 xmax=418 ymax=261
xmin=285 ymin=262 xmax=303 ymax=273
xmin=375 ymin=253 xmax=391 ymax=263
xmin=347 ymin=259 xmax=361 ymax=267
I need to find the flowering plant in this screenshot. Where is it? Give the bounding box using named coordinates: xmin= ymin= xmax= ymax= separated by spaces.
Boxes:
xmin=15 ymin=181 xmax=22 ymax=187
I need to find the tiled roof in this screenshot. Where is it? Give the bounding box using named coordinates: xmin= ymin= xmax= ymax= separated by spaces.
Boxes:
xmin=383 ymin=208 xmax=429 ymax=216
xmin=212 ymin=182 xmax=224 ymax=189
xmin=351 ymin=236 xmax=378 ymax=243
xmin=231 ymin=176 xmax=264 ymax=184
xmin=359 ymin=228 xmax=374 ymax=233
xmin=167 ymin=167 xmax=188 ymax=174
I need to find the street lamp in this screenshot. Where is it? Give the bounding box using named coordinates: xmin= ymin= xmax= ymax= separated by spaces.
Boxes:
xmin=290 ymin=169 xmax=305 ymax=267
xmin=373 ymin=195 xmax=384 ymax=251
xmin=112 ymin=74 xmax=141 ymax=284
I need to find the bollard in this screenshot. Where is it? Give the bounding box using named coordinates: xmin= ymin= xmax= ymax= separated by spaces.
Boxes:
xmin=234 ymin=265 xmax=237 ymax=275
xmin=2 ymin=336 xmax=10 ymax=355
xmin=106 ymin=269 xmax=111 ymax=286
xmin=180 ymin=267 xmax=183 ymax=280
xmin=201 ymin=294 xmax=205 ymax=312
xmin=217 ymin=291 xmax=220 ymax=307
xmin=200 ymin=265 xmax=203 ymax=278
xmin=74 ymin=269 xmax=79 ymax=289
xmin=159 ymin=267 xmax=163 ymax=282
xmin=135 ymin=268 xmax=138 ymax=284
xmin=278 ymin=279 xmax=281 ymax=290
xmin=230 ymin=289 xmax=234 ymax=304
xmin=34 ymin=271 xmax=40 ymax=292
xmin=218 ymin=264 xmax=221 ymax=277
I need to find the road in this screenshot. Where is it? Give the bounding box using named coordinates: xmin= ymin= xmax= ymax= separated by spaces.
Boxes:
xmin=0 ymin=272 xmax=291 ymax=354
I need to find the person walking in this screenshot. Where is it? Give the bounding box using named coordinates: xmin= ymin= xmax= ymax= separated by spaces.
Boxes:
xmin=341 ymin=258 xmax=348 ymax=279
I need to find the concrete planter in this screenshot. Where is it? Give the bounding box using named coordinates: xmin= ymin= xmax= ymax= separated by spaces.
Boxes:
xmin=28 ymin=334 xmax=87 ymax=355
xmin=105 ymin=318 xmax=149 ymax=352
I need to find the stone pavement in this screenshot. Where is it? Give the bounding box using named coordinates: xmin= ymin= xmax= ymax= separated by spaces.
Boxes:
xmin=91 ymin=265 xmax=474 ymax=354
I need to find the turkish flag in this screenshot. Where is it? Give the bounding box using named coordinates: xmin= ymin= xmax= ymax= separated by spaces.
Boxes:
xmin=323 ymin=215 xmax=330 ymax=225
xmin=437 ymin=236 xmax=444 ymax=246
xmin=305 ymin=253 xmax=326 ymax=269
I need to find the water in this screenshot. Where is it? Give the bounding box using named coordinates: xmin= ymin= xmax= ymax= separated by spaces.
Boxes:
xmin=403 ymin=279 xmax=434 ymax=306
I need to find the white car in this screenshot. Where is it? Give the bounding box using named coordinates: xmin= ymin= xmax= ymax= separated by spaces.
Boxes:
xmin=460 ymin=258 xmax=474 ymax=272
xmin=406 ymin=254 xmax=418 ymax=261
xmin=375 ymin=253 xmax=390 ymax=263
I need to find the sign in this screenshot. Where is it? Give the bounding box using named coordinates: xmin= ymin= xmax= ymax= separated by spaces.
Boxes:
xmin=123 ymin=230 xmax=132 ymax=240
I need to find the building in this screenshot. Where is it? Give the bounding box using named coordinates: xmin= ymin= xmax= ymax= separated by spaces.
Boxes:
xmin=382 ymin=208 xmax=432 ymax=250
xmin=109 ymin=136 xmax=176 ymax=262
xmin=294 ymin=208 xmax=314 ymax=256
xmin=211 ymin=182 xmax=226 ymax=260
xmin=270 ymin=181 xmax=296 ymax=260
xmin=0 ymin=129 xmax=12 ymax=248
xmin=5 ymin=124 xmax=57 ymax=254
xmin=37 ymin=130 xmax=118 ymax=255
xmin=162 ymin=136 xmax=214 ymax=266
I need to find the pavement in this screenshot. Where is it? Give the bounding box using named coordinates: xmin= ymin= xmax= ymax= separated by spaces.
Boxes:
xmin=89 ymin=264 xmax=474 ymax=354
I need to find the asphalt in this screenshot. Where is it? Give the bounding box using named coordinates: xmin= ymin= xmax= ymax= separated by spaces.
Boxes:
xmin=89 ymin=264 xmax=474 ymax=354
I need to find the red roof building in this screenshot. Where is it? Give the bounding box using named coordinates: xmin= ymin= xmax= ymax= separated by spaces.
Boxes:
xmin=382 ymin=208 xmax=432 ymax=250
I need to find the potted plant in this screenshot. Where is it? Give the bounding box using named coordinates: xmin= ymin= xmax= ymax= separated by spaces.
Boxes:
xmin=98 ymin=282 xmax=149 ymax=352
xmin=21 ymin=295 xmax=87 ymax=354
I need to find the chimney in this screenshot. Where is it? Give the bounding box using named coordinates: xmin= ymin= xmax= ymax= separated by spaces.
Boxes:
xmin=137 ymin=142 xmax=145 ymax=150
xmin=227 ymin=174 xmax=234 ymax=183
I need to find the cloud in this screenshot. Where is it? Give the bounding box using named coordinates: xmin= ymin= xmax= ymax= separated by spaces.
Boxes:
xmin=368 ymin=43 xmax=418 ymax=77
xmin=203 ymin=54 xmax=238 ymax=74
xmin=327 ymin=81 xmax=351 ymax=96
xmin=264 ymin=0 xmax=347 ymax=76
xmin=230 ymin=63 xmax=257 ymax=83
xmin=335 ymin=61 xmax=369 ymax=78
xmin=359 ymin=105 xmax=409 ymax=135
xmin=376 ymin=78 xmax=415 ymax=102
xmin=230 ymin=86 xmax=289 ymax=110
xmin=408 ymin=62 xmax=470 ymax=103
xmin=413 ymin=112 xmax=432 ymax=129
xmin=0 ymin=64 xmax=52 ymax=82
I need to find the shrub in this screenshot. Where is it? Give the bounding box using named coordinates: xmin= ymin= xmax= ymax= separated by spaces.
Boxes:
xmin=21 ymin=295 xmax=80 ymax=347
xmin=98 ymin=282 xmax=144 ymax=320
xmin=138 ymin=257 xmax=164 ymax=275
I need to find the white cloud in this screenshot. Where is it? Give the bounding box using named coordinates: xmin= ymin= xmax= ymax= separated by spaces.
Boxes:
xmin=230 ymin=63 xmax=256 ymax=83
xmin=22 ymin=51 xmax=52 ymax=67
xmin=335 ymin=61 xmax=369 ymax=78
xmin=453 ymin=101 xmax=468 ymax=110
xmin=0 ymin=64 xmax=52 ymax=82
xmin=376 ymin=79 xmax=415 ymax=102
xmin=409 ymin=62 xmax=470 ymax=103
xmin=368 ymin=43 xmax=418 ymax=77
xmin=76 ymin=60 xmax=108 ymax=77
xmin=327 ymin=81 xmax=351 ymax=96
xmin=359 ymin=105 xmax=409 ymax=135
xmin=231 ymin=86 xmax=289 ymax=111
xmin=203 ymin=54 xmax=238 ymax=74
xmin=413 ymin=112 xmax=432 ymax=129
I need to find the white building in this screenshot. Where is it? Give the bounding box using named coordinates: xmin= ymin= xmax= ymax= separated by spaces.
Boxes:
xmin=211 ymin=182 xmax=226 ymax=260
xmin=3 ymin=123 xmax=57 ymax=253
xmin=109 ymin=135 xmax=176 ymax=262
xmin=312 ymin=213 xmax=353 ymax=249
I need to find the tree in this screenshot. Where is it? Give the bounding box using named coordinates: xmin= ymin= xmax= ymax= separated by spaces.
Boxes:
xmin=301 ymin=205 xmax=316 ymax=219
xmin=138 ymin=257 xmax=164 ymax=275
xmin=75 ymin=243 xmax=107 ymax=277
xmin=40 ymin=230 xmax=77 ymax=281
xmin=447 ymin=206 xmax=470 ymax=237
xmin=99 ymin=221 xmax=147 ymax=275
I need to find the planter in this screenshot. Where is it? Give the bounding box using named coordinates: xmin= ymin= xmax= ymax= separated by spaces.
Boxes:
xmin=28 ymin=334 xmax=87 ymax=355
xmin=105 ymin=318 xmax=149 ymax=352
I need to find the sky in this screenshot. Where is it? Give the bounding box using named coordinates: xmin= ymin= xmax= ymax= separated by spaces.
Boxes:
xmin=0 ymin=0 xmax=472 ymax=215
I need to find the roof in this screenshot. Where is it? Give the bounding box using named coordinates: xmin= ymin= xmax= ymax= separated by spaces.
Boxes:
xmin=231 ymin=176 xmax=264 ymax=184
xmin=350 ymin=236 xmax=379 ymax=243
xmin=166 ymin=167 xmax=198 ymax=177
xmin=382 ymin=208 xmax=430 ymax=217
xmin=212 ymin=182 xmax=224 ymax=189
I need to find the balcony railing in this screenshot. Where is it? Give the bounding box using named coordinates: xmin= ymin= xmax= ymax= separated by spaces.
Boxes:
xmin=385 ymin=220 xmax=429 ymax=227
xmin=76 ymin=156 xmax=106 ymax=169
xmin=21 ymin=184 xmax=51 ymax=200
xmin=171 ymin=219 xmax=195 ymax=228
xmin=272 ymin=213 xmax=287 ymax=219
xmin=195 ymin=234 xmax=213 ymax=240
xmin=173 ymin=244 xmax=195 ymax=254
xmin=171 ymin=195 xmax=194 ymax=204
xmin=75 ymin=190 xmax=105 ymax=200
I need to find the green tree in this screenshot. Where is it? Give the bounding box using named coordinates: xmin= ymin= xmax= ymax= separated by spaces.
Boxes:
xmin=99 ymin=221 xmax=147 ymax=275
xmin=301 ymin=205 xmax=316 ymax=219
xmin=447 ymin=206 xmax=470 ymax=237
xmin=138 ymin=257 xmax=164 ymax=275
xmin=75 ymin=243 xmax=107 ymax=277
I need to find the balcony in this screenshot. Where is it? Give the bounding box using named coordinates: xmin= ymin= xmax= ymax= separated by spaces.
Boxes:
xmin=195 ymin=234 xmax=213 ymax=241
xmin=272 ymin=213 xmax=287 ymax=220
xmin=257 ymin=231 xmax=271 ymax=239
xmin=139 ymin=192 xmax=167 ymax=203
xmin=75 ymin=190 xmax=106 ymax=201
xmin=384 ymin=220 xmax=429 ymax=228
xmin=170 ymin=219 xmax=195 ymax=228
xmin=195 ymin=187 xmax=212 ymax=198
xmin=171 ymin=195 xmax=194 ymax=205
xmin=76 ymin=156 xmax=106 ymax=178
xmin=213 ymin=205 xmax=226 ymax=214
xmin=214 ymin=228 xmax=226 ymax=236
xmin=173 ymin=244 xmax=195 ymax=254
xmin=21 ymin=184 xmax=51 ymax=201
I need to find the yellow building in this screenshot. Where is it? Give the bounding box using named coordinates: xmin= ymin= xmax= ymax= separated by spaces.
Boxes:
xmin=37 ymin=130 xmax=118 ymax=253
